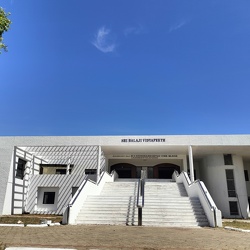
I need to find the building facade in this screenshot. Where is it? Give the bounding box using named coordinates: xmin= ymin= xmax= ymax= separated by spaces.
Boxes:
xmin=0 ymin=135 xmax=249 ymax=219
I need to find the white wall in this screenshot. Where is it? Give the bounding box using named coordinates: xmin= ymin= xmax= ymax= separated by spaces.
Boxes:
xmin=200 ymin=154 xmax=248 ymax=218
xmin=243 ymin=160 xmax=250 ymax=196
xmin=233 ymin=155 xmax=249 ymax=218
xmin=37 ymin=187 xmax=59 ymax=212
xmin=27 ymin=174 xmax=84 ymax=214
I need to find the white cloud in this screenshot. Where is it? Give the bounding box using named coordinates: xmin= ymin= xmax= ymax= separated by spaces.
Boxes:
xmin=92 ymin=26 xmax=116 ymax=53
xmin=169 ymin=20 xmax=187 ymax=33
xmin=124 ymin=24 xmax=146 ymax=37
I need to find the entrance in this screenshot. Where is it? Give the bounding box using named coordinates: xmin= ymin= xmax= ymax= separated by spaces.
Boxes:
xmin=153 ymin=163 xmax=180 ymax=179
xmin=136 ymin=167 xmax=154 ymax=178
xmin=110 ymin=163 xmax=136 ymax=178
xmin=110 ymin=163 xmax=180 ymax=179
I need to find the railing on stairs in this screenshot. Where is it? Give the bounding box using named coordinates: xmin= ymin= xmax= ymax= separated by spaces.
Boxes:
xmin=173 ymin=170 xmax=222 ymax=227
xmin=137 ymin=169 xmax=146 ymax=226
xmin=62 ymin=170 xmax=118 ymax=225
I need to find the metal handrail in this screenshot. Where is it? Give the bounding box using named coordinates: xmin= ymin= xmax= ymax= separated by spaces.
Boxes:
xmin=136 ymin=178 xmax=141 ymax=207
xmin=136 ymin=179 xmax=145 ymax=208
xmin=137 ymin=170 xmax=146 ymax=226
xmin=141 ymin=179 xmax=145 ymax=207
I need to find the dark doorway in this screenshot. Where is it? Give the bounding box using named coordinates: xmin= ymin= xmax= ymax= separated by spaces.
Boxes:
xmin=154 ymin=163 xmax=180 ymax=179
xmin=110 ymin=163 xmax=136 ymax=178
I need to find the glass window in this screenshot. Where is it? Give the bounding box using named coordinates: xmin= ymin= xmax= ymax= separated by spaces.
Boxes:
xmin=229 ymin=201 xmax=239 ymax=216
xmin=40 ymin=164 xmax=73 ymax=174
xmin=55 ymin=169 xmax=67 ymax=174
xmin=224 ymin=154 xmax=233 ymax=165
xmin=225 ymin=169 xmax=236 ymax=197
xmin=244 ymin=170 xmax=249 ymax=181
xmin=85 ymin=169 xmax=97 ymax=175
xmin=43 ymin=192 xmax=55 ymax=204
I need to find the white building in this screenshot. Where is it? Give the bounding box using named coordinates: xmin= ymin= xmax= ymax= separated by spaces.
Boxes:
xmin=0 ymin=135 xmax=250 ymax=227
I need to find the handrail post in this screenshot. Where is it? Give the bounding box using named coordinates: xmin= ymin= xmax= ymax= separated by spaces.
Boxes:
xmin=138 ymin=207 xmax=142 ymax=226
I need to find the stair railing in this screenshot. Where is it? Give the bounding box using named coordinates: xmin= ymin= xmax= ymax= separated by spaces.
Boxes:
xmin=137 ymin=169 xmax=146 ymax=226
xmin=173 ymin=170 xmax=222 ymax=227
xmin=62 ymin=170 xmax=118 ymax=225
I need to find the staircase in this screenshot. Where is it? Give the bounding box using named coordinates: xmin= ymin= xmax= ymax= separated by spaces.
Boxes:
xmin=75 ymin=179 xmax=209 ymax=227
xmin=143 ymin=180 xmax=209 ymax=227
xmin=76 ymin=179 xmax=138 ymax=225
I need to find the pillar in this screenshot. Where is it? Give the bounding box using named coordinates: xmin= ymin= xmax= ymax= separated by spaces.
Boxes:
xmin=188 ymin=145 xmax=195 ymax=182
xmin=97 ymin=146 xmax=101 ymax=182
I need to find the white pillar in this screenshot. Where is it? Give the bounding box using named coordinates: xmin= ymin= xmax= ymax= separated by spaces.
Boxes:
xmin=66 ymin=158 xmax=71 ymax=175
xmin=183 ymin=155 xmax=188 ymax=172
xmin=97 ymin=146 xmax=101 ymax=182
xmin=188 ymin=145 xmax=195 ymax=182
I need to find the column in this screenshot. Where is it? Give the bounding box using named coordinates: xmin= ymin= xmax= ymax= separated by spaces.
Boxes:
xmin=97 ymin=146 xmax=101 ymax=182
xmin=188 ymin=145 xmax=195 ymax=182
xmin=66 ymin=158 xmax=71 ymax=175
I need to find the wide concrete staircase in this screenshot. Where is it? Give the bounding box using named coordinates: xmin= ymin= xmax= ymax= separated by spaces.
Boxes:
xmin=76 ymin=179 xmax=138 ymax=225
xmin=143 ymin=180 xmax=209 ymax=227
xmin=76 ymin=179 xmax=209 ymax=227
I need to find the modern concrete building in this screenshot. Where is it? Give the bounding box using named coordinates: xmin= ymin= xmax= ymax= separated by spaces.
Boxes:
xmin=0 ymin=135 xmax=250 ymax=227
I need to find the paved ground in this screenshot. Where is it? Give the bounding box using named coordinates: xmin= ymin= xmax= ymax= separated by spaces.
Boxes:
xmin=0 ymin=224 xmax=249 ymax=250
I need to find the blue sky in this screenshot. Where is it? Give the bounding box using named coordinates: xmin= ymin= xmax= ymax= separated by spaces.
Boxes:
xmin=0 ymin=0 xmax=250 ymax=136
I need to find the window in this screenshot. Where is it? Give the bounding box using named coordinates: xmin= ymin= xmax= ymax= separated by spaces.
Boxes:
xmin=224 ymin=154 xmax=233 ymax=165
xmin=72 ymin=187 xmax=79 ymax=197
xmin=85 ymin=169 xmax=97 ymax=175
xmin=43 ymin=192 xmax=55 ymax=204
xmin=229 ymin=201 xmax=239 ymax=216
xmin=40 ymin=164 xmax=73 ymax=174
xmin=55 ymin=169 xmax=67 ymax=174
xmin=244 ymin=170 xmax=249 ymax=181
xmin=226 ymin=169 xmax=236 ymax=197
xmin=16 ymin=158 xmax=26 ymax=179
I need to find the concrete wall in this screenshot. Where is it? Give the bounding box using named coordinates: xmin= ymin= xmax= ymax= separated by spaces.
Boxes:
xmin=1 ymin=135 xmax=250 ymax=216
xmin=243 ymin=160 xmax=250 ymax=197
xmin=200 ymin=154 xmax=248 ymax=218
xmin=1 ymin=142 xmax=104 ymax=215
xmin=26 ymin=174 xmax=84 ymax=214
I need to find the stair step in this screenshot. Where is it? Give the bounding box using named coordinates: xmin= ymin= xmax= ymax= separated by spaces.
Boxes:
xmin=75 ymin=180 xmax=209 ymax=227
xmin=142 ymin=221 xmax=209 ymax=227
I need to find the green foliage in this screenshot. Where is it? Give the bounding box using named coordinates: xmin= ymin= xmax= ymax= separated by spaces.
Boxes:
xmin=0 ymin=7 xmax=11 ymax=53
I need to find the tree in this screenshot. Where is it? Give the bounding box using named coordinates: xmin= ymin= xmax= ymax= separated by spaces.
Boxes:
xmin=0 ymin=7 xmax=11 ymax=53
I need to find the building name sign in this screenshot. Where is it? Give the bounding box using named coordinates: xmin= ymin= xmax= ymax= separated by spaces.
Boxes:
xmin=110 ymin=154 xmax=178 ymax=159
xmin=121 ymin=138 xmax=165 ymax=143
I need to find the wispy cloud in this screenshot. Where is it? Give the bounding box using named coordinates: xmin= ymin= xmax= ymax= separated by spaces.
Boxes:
xmin=92 ymin=26 xmax=116 ymax=53
xmin=124 ymin=24 xmax=146 ymax=37
xmin=169 ymin=20 xmax=187 ymax=33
